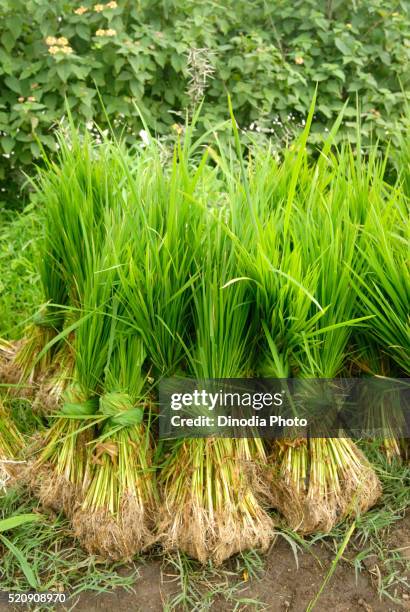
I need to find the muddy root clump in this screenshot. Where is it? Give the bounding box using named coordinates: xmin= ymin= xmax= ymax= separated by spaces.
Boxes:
xmin=72 ymin=495 xmax=155 ymax=560
xmin=267 ymin=438 xmax=381 ymax=534
xmin=160 ymin=494 xmax=275 ymax=565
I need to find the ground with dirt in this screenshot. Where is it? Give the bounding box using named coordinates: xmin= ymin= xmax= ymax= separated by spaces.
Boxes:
xmin=58 ymin=514 xmax=410 ymax=611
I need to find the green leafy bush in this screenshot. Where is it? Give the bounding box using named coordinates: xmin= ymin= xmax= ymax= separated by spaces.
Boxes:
xmin=0 ymin=0 xmax=409 ymax=203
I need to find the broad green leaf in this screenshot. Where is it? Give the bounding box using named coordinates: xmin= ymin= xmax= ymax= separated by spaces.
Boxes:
xmin=1 ymin=136 xmax=15 ymax=154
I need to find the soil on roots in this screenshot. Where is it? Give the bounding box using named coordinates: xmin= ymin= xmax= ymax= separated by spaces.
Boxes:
xmin=159 ymin=492 xmax=275 ymax=565
xmin=72 ymin=495 xmax=155 ymax=561
xmin=24 ymin=462 xmax=79 ymax=516
xmin=0 ymin=340 xmax=34 ymax=398
xmin=267 ymin=440 xmax=382 ymax=534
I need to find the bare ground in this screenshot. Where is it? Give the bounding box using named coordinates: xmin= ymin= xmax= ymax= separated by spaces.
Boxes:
xmin=0 ymin=514 xmax=408 ymax=611
xmin=68 ymin=513 xmax=410 ymax=612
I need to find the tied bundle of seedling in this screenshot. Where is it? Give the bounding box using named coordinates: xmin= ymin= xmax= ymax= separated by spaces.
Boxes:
xmin=159 ymin=218 xmax=274 ymax=564
xmin=231 ymin=120 xmax=383 ymax=533
xmin=277 ymin=144 xmax=384 ymax=532
xmin=28 ymin=240 xmax=121 ymax=516
xmin=73 ymin=335 xmax=156 ymax=560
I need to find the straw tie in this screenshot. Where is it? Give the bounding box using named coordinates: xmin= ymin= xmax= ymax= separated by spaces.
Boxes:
xmin=60 ymin=398 xmax=99 ymax=417
xmin=99 ymin=392 xmax=144 ymax=427
xmin=32 ymin=308 xmax=63 ymax=329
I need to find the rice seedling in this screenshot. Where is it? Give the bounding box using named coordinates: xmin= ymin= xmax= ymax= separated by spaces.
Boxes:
xmin=226 ymin=118 xmax=383 ymax=533
xmin=2 ymin=109 xmax=407 ymax=573
xmin=13 ymin=128 xmax=129 ymax=386
xmin=351 ymin=182 xmax=409 ymax=461
xmin=120 ymin=138 xmax=211 ymax=378
xmin=352 ymin=198 xmax=409 ymax=376
xmin=0 ymin=400 xmax=24 ymax=491
xmin=159 ymin=215 xmax=274 ymax=565
xmin=72 ymin=334 xmax=157 ymax=560
xmin=267 ymin=145 xmax=382 ymax=533
xmin=27 ymin=237 xmax=121 ymax=516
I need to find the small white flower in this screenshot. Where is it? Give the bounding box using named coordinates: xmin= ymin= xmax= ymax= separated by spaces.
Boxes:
xmin=139 ymin=129 xmax=150 ymax=146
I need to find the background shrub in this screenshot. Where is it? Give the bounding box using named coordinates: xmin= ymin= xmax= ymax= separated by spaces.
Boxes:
xmin=0 ymin=0 xmax=409 ymax=205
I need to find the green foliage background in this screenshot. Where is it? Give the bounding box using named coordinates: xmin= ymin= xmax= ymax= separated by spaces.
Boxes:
xmin=0 ymin=0 xmax=409 ymax=204
xmin=0 ymin=208 xmax=40 ymax=334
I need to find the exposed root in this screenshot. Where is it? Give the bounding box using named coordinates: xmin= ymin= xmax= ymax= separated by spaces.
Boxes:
xmin=0 ymin=338 xmax=52 ymax=400
xmin=0 ymin=459 xmax=26 ymax=492
xmin=24 ymin=461 xmax=79 ymax=516
xmin=0 ymin=339 xmax=33 ymax=397
xmin=159 ymin=439 xmax=275 ymax=565
xmin=32 ymin=366 xmax=72 ymax=415
xmin=71 ymin=422 xmax=157 ymax=560
xmin=25 ymin=418 xmax=94 ymax=516
xmin=160 ymin=490 xmax=274 ymax=565
xmin=72 ymin=494 xmax=155 ymax=560
xmin=267 ymin=438 xmax=381 ymax=533
xmin=0 ymin=325 xmax=70 ymax=403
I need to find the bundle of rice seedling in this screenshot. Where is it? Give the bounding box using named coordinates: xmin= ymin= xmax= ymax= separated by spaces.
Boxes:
xmin=352 ymin=186 xmax=409 ymax=460
xmin=13 ymin=128 xmax=129 ymax=387
xmin=72 ymin=335 xmax=157 ymax=560
xmin=27 ymin=241 xmax=121 ymax=516
xmin=120 ymin=139 xmax=210 ymax=377
xmin=263 ymin=147 xmax=382 ymax=533
xmin=5 ymin=111 xmax=403 ymax=565
xmin=0 ymin=400 xmax=24 ymax=490
xmin=229 ymin=119 xmax=382 ymax=533
xmin=69 ymin=137 xmax=209 ymax=557
xmin=159 ymin=217 xmax=274 ymax=564
xmin=0 ymin=339 xmax=25 ymax=389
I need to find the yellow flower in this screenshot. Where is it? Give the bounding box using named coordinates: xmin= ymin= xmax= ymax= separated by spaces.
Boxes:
xmin=295 ymin=56 xmax=304 ymax=65
xmin=172 ymin=123 xmax=183 ymax=135
xmin=94 ymin=3 xmax=105 ymax=11
xmin=74 ymin=6 xmax=88 ymax=15
xmin=18 ymin=97 xmax=25 ymax=103
xmin=106 ymin=1 xmax=118 ymax=8
xmin=48 ymin=44 xmax=73 ymax=55
xmin=45 ymin=36 xmax=58 ymax=46
xmin=96 ymin=28 xmax=116 ymax=37
xmin=346 ymin=23 xmax=352 ymax=29
xmin=27 ymin=96 xmax=36 ymax=102
xmin=57 ymin=37 xmax=69 ymax=46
